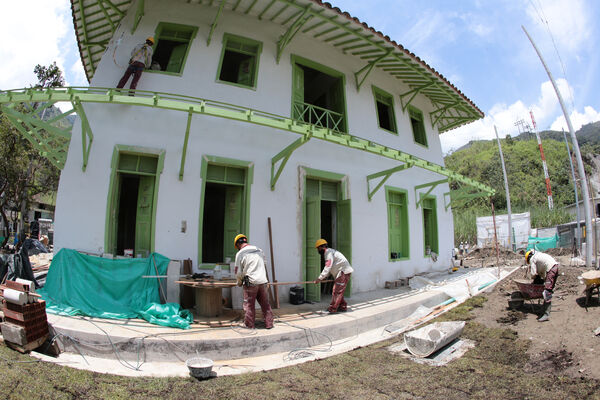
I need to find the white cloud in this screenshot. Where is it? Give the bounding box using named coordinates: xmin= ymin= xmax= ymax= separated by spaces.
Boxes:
xmin=550 ymin=106 xmax=600 ymax=132
xmin=526 ymin=0 xmax=591 ymax=54
xmin=441 ymin=78 xmax=594 ymax=154
xmin=0 ymin=0 xmax=71 ymax=89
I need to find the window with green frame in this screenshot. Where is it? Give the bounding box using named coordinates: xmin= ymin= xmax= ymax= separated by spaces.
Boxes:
xmin=409 ymin=106 xmax=428 ymax=146
xmin=422 ymin=197 xmax=438 ymax=255
xmin=386 ymin=187 xmax=408 ymax=260
xmin=152 ymin=22 xmax=197 ymax=73
xmin=372 ymin=86 xmax=397 ymax=133
xmin=217 ymin=34 xmax=262 ymax=88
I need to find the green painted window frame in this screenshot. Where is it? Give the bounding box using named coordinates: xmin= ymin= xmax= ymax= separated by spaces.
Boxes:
xmin=421 ymin=195 xmax=439 ymax=256
xmin=216 ymin=33 xmax=262 ymax=90
xmin=104 ymin=145 xmax=166 ymax=255
xmin=372 ymin=85 xmax=397 ymax=134
xmin=408 ymin=105 xmax=428 ymax=147
xmin=291 ymin=54 xmax=348 ymax=133
xmin=198 ymin=155 xmax=254 ymax=266
xmin=385 ymin=186 xmax=409 ymax=261
xmin=146 ymin=22 xmax=198 ymax=76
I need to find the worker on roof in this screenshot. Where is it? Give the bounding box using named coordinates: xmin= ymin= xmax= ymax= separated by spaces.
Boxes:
xmin=525 ymin=249 xmax=559 ymax=322
xmin=116 ymin=37 xmax=155 ymax=93
xmin=314 ymin=239 xmax=354 ymax=314
xmin=234 ymin=234 xmax=274 ymax=329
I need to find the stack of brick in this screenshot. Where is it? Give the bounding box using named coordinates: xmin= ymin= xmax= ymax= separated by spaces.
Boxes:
xmin=0 ymin=280 xmax=49 ymax=352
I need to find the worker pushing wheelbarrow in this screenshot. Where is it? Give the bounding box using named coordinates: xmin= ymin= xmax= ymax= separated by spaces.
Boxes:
xmin=508 ymin=250 xmax=559 ymax=322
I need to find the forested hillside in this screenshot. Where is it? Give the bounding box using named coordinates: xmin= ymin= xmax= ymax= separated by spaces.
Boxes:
xmin=445 ymin=121 xmax=600 ymax=210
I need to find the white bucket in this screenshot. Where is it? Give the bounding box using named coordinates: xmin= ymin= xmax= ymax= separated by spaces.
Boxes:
xmin=186 ymin=357 xmax=213 ymax=379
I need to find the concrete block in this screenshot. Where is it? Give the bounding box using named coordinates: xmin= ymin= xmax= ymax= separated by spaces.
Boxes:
xmin=1 ymin=322 xmax=27 ymax=345
xmin=166 ymin=260 xmax=181 ymax=304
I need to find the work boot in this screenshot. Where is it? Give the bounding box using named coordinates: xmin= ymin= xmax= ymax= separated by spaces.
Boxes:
xmin=537 ymin=303 xmax=551 ymax=322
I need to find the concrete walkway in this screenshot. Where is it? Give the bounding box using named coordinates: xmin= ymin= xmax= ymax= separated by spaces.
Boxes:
xmin=31 ymin=266 xmax=516 ymax=377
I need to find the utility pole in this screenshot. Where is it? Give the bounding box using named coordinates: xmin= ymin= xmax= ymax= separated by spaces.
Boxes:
xmin=523 ymin=25 xmax=594 ymax=267
xmin=529 ymin=111 xmax=554 ymax=210
xmin=562 ymin=128 xmax=581 ymax=254
xmin=494 ymin=125 xmax=512 ymax=250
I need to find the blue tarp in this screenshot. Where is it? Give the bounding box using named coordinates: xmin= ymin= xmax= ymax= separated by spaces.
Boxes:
xmin=39 ymin=248 xmax=192 ymax=329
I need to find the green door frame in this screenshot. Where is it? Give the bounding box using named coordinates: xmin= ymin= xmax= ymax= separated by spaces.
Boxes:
xmin=301 ymin=167 xmax=351 ymax=300
xmin=104 ymin=145 xmax=166 ymax=255
xmin=198 ymin=155 xmax=254 ymax=267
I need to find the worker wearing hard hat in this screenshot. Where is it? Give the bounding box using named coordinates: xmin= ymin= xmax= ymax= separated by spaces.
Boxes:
xmin=117 ymin=36 xmax=155 ymax=92
xmin=525 ymin=249 xmax=559 ymax=322
xmin=234 ymin=234 xmax=274 ymax=329
xmin=314 ymin=239 xmax=354 ymax=314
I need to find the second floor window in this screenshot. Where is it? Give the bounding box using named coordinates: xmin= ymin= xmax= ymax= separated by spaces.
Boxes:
xmin=152 ymin=23 xmax=197 ymax=74
xmin=373 ymin=86 xmax=397 ymax=134
xmin=217 ymin=34 xmax=262 ymax=88
xmin=409 ymin=106 xmax=428 ymax=147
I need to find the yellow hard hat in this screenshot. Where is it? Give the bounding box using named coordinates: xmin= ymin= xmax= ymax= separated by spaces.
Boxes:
xmin=525 ymin=249 xmax=535 ymax=263
xmin=234 ymin=234 xmax=247 ymax=248
xmin=146 ymin=36 xmax=155 ymax=45
xmin=315 ymin=238 xmax=328 ymax=248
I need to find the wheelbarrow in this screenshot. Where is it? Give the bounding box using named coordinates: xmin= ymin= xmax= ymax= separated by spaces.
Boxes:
xmin=581 ymin=270 xmax=600 ymax=307
xmin=508 ymin=279 xmax=545 ymax=310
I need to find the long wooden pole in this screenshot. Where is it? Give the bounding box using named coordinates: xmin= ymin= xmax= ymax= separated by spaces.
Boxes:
xmin=491 ymin=200 xmax=500 ymax=278
xmin=268 ymin=280 xmax=333 ymax=286
xmin=267 ymin=217 xmax=280 ymax=308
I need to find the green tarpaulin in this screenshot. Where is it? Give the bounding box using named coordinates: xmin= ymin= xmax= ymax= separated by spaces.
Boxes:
xmin=39 ymin=248 xmax=192 ymax=329
xmin=526 ymin=234 xmax=558 ymax=252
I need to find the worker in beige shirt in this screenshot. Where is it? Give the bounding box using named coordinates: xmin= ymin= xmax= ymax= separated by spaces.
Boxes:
xmin=525 ymin=249 xmax=559 ymax=322
xmin=314 ymin=239 xmax=354 ymax=314
xmin=234 ymin=234 xmax=273 ymax=329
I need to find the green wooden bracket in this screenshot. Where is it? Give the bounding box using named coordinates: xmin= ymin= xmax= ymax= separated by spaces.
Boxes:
xmin=71 ymin=97 xmax=94 ymax=172
xmin=270 ymin=134 xmax=310 ymax=190
xmin=100 ymin=0 xmax=124 ymax=17
xmin=415 ymin=178 xmax=448 ymax=208
xmin=366 ymin=163 xmax=412 ymax=201
xmin=179 ymin=107 xmax=194 ymax=181
xmin=131 ymin=0 xmax=145 ymax=34
xmin=0 ymin=105 xmax=70 ymax=169
xmin=207 ymin=0 xmax=226 ymax=46
xmin=354 ymin=48 xmax=393 ymax=92
xmin=276 ymin=5 xmax=313 ymax=63
xmin=444 ymin=189 xmax=490 ymax=211
xmin=430 ymin=101 xmax=460 ymax=129
xmin=399 ymin=81 xmax=435 ymax=112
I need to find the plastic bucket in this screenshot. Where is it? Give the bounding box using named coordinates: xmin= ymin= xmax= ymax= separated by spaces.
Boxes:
xmin=186 ymin=357 xmax=213 ymax=379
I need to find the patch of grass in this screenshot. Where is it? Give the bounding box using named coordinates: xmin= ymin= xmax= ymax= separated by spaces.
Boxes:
xmin=1 ymin=295 xmax=599 ymax=399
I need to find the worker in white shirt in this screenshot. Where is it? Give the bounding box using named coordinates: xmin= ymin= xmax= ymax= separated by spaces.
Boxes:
xmin=234 ymin=234 xmax=274 ymax=329
xmin=314 ymin=239 xmax=354 ymax=314
xmin=525 ymin=249 xmax=559 ymax=322
xmin=117 ymin=37 xmax=155 ymax=92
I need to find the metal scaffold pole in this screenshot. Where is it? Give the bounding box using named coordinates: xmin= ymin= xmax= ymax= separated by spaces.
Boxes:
xmin=522 ymin=25 xmax=594 ymax=267
xmin=562 ymin=128 xmax=582 ymax=255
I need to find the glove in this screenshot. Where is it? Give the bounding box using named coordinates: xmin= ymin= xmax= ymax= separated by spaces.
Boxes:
xmin=236 ymin=276 xmax=243 ymax=287
xmin=542 ymin=289 xmax=552 ymax=302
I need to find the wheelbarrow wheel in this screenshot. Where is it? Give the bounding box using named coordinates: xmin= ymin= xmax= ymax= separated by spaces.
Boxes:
xmin=508 ymin=291 xmax=525 ymax=310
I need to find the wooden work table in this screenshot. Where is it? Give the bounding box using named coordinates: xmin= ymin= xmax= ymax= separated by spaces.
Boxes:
xmin=176 ymin=279 xmax=238 ymax=317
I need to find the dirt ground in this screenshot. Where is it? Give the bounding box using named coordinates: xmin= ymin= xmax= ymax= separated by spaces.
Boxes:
xmin=467 ymin=247 xmax=600 ymax=380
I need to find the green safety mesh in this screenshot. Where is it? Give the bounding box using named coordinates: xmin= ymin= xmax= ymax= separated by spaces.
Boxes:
xmin=526 ymin=235 xmax=558 ymax=252
xmin=39 ymin=249 xmax=192 ymax=329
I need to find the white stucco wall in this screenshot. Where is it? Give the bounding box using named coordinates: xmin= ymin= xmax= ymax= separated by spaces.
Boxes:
xmin=55 ymin=0 xmax=458 ymax=296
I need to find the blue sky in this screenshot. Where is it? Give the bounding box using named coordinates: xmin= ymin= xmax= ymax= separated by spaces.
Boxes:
xmin=1 ymin=0 xmax=598 ymax=154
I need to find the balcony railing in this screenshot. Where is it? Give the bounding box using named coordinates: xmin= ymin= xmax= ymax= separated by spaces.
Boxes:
xmin=293 ymin=101 xmax=345 ymax=132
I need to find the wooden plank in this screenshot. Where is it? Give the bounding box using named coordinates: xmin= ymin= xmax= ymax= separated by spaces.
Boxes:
xmin=5 ymin=334 xmax=48 ymax=353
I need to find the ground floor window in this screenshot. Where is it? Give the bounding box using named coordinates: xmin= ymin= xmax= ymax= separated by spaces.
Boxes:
xmin=105 ymin=148 xmax=164 ymax=257
xmin=422 ymin=196 xmax=438 ymax=255
xmin=199 ymin=157 xmax=253 ymax=266
xmin=386 ymin=187 xmax=409 ymax=260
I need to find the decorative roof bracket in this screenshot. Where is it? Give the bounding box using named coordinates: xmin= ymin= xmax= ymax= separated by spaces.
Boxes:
xmin=71 ymin=97 xmax=94 ymax=172
xmin=271 ymin=133 xmax=311 ymax=190
xmin=276 ymin=4 xmax=313 ymax=63
xmin=131 ymin=0 xmax=145 ymax=34
xmin=179 ymin=107 xmax=194 ymax=181
xmin=444 ymin=187 xmax=490 ymax=211
xmin=354 ymin=48 xmax=393 ymax=92
xmin=415 ymin=178 xmax=448 ymax=208
xmin=430 ymin=101 xmax=460 ymax=129
xmin=399 ymin=81 xmax=435 ymax=112
xmin=207 ymin=0 xmax=227 ymax=46
xmin=366 ymin=163 xmax=413 ymax=201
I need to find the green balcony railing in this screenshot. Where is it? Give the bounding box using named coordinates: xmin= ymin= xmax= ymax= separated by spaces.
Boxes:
xmin=293 ymin=101 xmax=345 ymax=132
